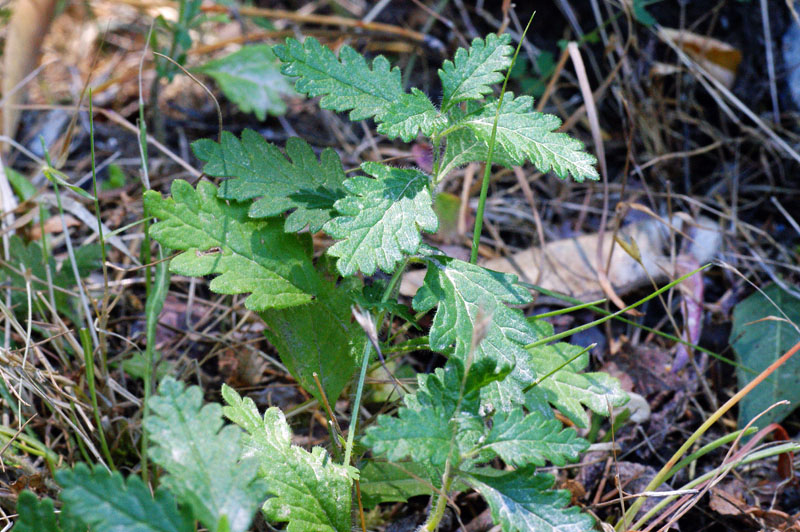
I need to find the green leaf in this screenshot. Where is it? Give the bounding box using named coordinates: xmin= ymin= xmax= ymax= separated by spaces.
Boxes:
xmin=731 ymin=284 xmax=800 ymax=428
xmin=145 ymin=378 xmax=267 ymax=532
xmin=273 ymin=37 xmax=444 ymax=141
xmin=324 ymin=162 xmax=437 ymax=276
xmin=439 ymin=33 xmax=514 ymax=111
xmin=145 ymin=179 xmax=317 ymax=310
xmin=378 ymin=89 xmax=446 ymax=141
xmin=147 ymin=178 xmax=363 ymax=401
xmin=526 ymin=342 xmax=628 ymax=428
xmin=121 ymin=351 xmax=172 ymax=382
xmin=468 ymin=467 xmax=595 ymax=532
xmin=195 ymin=45 xmax=295 ymax=119
xmin=260 ymin=273 xmax=365 ymax=403
xmin=221 ymin=385 xmax=355 ymax=532
xmin=5 ymin=167 xmax=37 ymax=201
xmin=481 ymin=409 xmax=588 ymax=467
xmin=12 ymin=492 xmax=64 ymax=532
xmin=274 ymin=37 xmax=403 ymax=122
xmin=358 ymin=462 xmax=436 ymax=508
xmin=55 ymin=463 xmax=194 ymax=532
xmin=438 ymin=119 xmax=515 ymax=178
xmin=412 ymin=257 xmax=539 ymax=409
xmin=193 ymin=130 xmax=347 ymax=232
xmin=363 ymin=358 xmax=506 ymax=466
xmin=448 ymin=93 xmax=599 ymax=182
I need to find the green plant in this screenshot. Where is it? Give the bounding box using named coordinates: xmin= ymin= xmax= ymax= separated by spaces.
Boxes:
xmin=153 ymin=0 xmax=204 ymax=83
xmin=15 ymin=33 xmax=628 ymax=531
xmin=152 ymin=1 xmax=293 ymax=121
xmin=194 ymin=44 xmax=296 ymax=120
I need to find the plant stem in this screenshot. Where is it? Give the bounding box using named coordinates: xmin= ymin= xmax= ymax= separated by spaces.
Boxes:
xmin=422 ymin=314 xmax=480 ymax=531
xmin=135 ymin=35 xmax=157 ymax=482
xmin=664 ymin=427 xmax=756 ymax=482
xmin=431 ymin=134 xmax=442 ymax=185
xmin=41 ymin=152 xmax=99 ymax=349
xmin=141 ymin=250 xmax=169 ymax=484
xmin=88 ymin=90 xmax=110 ymax=376
xmin=422 ymin=461 xmax=454 ymax=531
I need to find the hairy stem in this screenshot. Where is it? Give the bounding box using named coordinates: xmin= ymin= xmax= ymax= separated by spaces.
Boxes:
xmin=422 ymin=461 xmax=454 ymax=531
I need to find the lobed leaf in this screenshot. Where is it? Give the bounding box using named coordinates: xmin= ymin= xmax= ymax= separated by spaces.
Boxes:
xmin=413 ymin=257 xmax=539 ymax=410
xmin=274 ymin=37 xmax=445 ymax=141
xmin=481 ymin=409 xmax=588 ymax=467
xmin=55 ymin=463 xmax=194 ymax=532
xmin=193 ymin=130 xmax=347 ymax=232
xmin=221 ymin=385 xmax=355 ymax=532
xmin=195 ymin=44 xmax=295 ymax=119
xmin=145 ymin=378 xmax=267 ymax=532
xmin=324 ymin=162 xmax=437 ymax=276
xmin=12 ymin=492 xmax=65 ymax=532
xmin=446 ymin=93 xmax=599 ymax=182
xmin=145 ymin=179 xmax=317 ymax=310
xmin=526 ymin=342 xmax=628 ymax=428
xmin=363 ymin=358 xmax=505 ymax=466
xmin=378 ymin=88 xmax=446 ymax=141
xmin=439 ymin=33 xmax=514 ymax=111
xmin=468 ymin=467 xmax=595 ymax=532
xmin=274 ymin=37 xmax=402 ymax=121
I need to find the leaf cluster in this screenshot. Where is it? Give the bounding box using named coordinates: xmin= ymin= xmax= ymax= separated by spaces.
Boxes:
xmin=273 ymin=33 xmax=598 ymax=182
xmin=363 ymin=356 xmax=596 ymax=530
xmin=143 ymin=33 xmax=605 ymax=411
xmin=14 ymin=378 xmax=354 ymax=532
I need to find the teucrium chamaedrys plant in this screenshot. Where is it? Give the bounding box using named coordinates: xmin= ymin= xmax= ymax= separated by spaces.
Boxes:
xmin=14 ymin=33 xmax=627 ymax=532
xmin=145 ymin=31 xmax=626 ymax=531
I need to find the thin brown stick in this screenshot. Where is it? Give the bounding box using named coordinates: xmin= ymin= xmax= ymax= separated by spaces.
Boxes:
xmin=116 ymin=0 xmax=430 ymax=43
